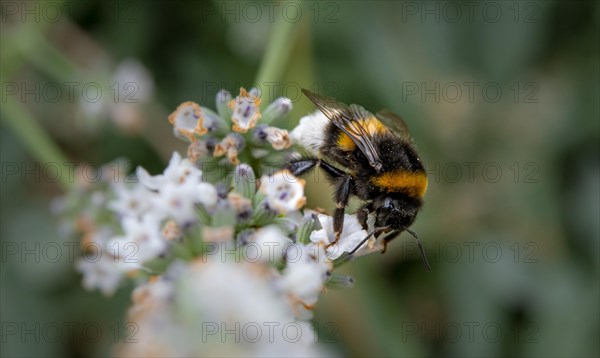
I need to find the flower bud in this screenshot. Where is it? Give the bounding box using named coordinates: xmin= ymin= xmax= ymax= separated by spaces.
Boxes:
xmin=232 ymin=163 xmax=257 ymax=199
xmin=261 ymin=97 xmax=292 ymax=124
xmin=201 ymin=107 xmax=228 ymax=135
xmin=252 ymin=196 xmax=278 ymax=226
xmin=215 ymin=89 xmax=232 ymax=119
xmin=325 ymin=273 xmax=355 ymax=289
xmin=296 ymin=212 xmax=321 ymax=245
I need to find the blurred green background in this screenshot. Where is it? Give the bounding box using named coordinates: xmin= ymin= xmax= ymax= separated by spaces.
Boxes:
xmin=1 ymin=0 xmax=598 ymax=357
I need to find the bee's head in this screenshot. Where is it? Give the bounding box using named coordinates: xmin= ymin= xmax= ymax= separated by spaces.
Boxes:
xmin=370 ymin=196 xmax=430 ymax=271
xmin=374 ymin=196 xmax=421 ymax=230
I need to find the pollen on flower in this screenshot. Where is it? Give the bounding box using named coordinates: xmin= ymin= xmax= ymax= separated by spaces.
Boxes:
xmin=187 ymin=140 xmax=210 ymax=162
xmin=229 ymin=87 xmax=261 ymax=133
xmin=162 ymin=220 xmax=182 ymax=241
xmin=263 ymin=126 xmax=291 ymax=149
xmin=214 ymin=133 xmax=244 ymax=164
xmin=260 ymin=170 xmax=306 ymax=214
xmin=168 ymin=101 xmax=206 ymax=141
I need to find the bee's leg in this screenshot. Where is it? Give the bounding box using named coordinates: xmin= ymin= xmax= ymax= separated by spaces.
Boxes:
xmin=381 ymin=240 xmax=388 ymax=254
xmin=287 ymin=158 xmax=319 ymax=177
xmin=287 ymin=158 xmax=350 ymax=247
xmin=356 ymin=203 xmax=373 ymax=231
xmin=316 ymin=160 xmax=346 ymax=180
xmin=287 ymin=158 xmax=345 ymax=179
xmin=330 ymin=174 xmax=353 ymax=247
xmin=379 ymin=231 xmax=396 ymax=254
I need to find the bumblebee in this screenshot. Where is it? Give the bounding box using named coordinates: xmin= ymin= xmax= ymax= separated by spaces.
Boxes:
xmin=288 ymin=89 xmax=431 ymax=270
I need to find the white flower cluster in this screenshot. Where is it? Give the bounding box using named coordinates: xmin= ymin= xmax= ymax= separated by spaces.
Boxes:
xmin=57 ymin=89 xmax=383 ymax=356
xmin=169 ymin=87 xmax=293 ymax=166
xmin=117 ymin=259 xmax=326 ymax=357
xmin=73 ymin=152 xmax=218 ymax=296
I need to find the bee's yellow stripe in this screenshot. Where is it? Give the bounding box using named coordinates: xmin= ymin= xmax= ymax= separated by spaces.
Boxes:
xmin=337 ymin=117 xmax=387 ymax=151
xmin=337 ymin=133 xmax=356 ymax=151
xmin=371 ymin=170 xmax=428 ymax=198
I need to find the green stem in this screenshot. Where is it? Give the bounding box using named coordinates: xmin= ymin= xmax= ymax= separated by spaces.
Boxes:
xmin=0 ymin=97 xmax=73 ymax=191
xmin=254 ymin=1 xmax=304 ymax=103
xmin=0 ymin=16 xmax=84 ymax=192
xmin=21 ymin=28 xmax=82 ymax=81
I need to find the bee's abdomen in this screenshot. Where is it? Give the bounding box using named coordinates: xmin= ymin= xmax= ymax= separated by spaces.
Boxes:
xmin=370 ymin=170 xmax=428 ymax=198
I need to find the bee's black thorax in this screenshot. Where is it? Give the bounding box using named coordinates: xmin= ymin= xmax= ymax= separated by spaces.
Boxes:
xmin=320 ymin=122 xmax=357 ymax=169
xmin=324 ymin=132 xmax=427 ymax=201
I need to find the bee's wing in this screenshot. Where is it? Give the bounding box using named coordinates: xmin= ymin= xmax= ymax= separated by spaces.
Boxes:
xmin=375 ymin=109 xmax=412 ymax=141
xmin=302 ymin=89 xmax=384 ymax=171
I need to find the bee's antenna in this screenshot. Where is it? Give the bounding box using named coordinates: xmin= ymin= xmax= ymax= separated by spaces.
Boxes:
xmin=348 ymin=226 xmax=390 ymax=256
xmin=403 ymin=227 xmax=431 ymax=272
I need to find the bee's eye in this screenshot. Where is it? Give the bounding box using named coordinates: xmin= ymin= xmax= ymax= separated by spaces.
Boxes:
xmin=377 ymin=207 xmax=390 ymax=223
